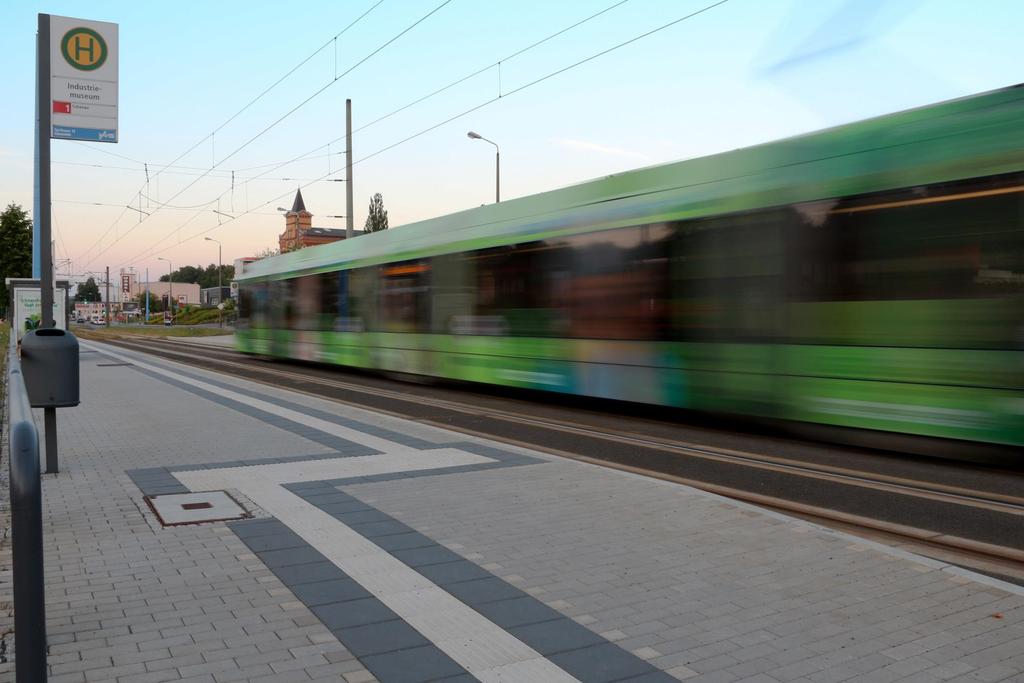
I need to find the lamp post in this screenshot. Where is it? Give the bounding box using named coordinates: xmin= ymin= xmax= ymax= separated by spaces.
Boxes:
xmin=157 ymin=257 xmax=172 ymax=322
xmin=205 ymin=237 xmax=223 ymax=327
xmin=467 ymin=131 xmax=500 ymax=203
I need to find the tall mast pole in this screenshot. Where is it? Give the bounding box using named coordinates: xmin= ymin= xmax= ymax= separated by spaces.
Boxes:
xmin=345 ymin=98 xmax=353 ymax=239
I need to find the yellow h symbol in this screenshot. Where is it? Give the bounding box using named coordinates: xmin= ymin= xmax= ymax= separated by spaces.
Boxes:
xmin=72 ymin=35 xmax=97 ymax=64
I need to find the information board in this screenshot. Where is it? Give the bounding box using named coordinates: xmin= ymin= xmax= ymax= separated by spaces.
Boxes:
xmin=49 ymin=15 xmax=119 ymax=142
xmin=12 ymin=286 xmax=68 ymax=341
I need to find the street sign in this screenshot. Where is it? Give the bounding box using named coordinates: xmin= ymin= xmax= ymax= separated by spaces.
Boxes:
xmin=49 ymin=15 xmax=118 ymax=142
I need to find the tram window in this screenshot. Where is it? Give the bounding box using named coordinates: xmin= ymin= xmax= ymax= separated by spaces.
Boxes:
xmin=673 ymin=211 xmax=785 ymax=342
xmin=470 ymin=224 xmax=672 ymax=340
xmin=432 ymin=252 xmax=475 ymax=334
xmin=317 ymin=269 xmax=368 ymax=332
xmin=237 ymin=283 xmax=258 ymax=328
xmin=557 ymin=224 xmax=672 ymax=340
xmin=348 ymin=267 xmax=375 ymax=332
xmin=293 ymin=275 xmax=321 ymax=330
xmin=827 ymin=175 xmax=1024 ymax=301
xmin=270 ymin=279 xmax=293 ymax=329
xmin=787 ymin=173 xmax=1024 ymax=348
xmin=378 ymin=260 xmax=430 ymax=332
xmin=472 ymin=242 xmax=557 ymax=336
xmin=318 ymin=271 xmax=339 ymax=331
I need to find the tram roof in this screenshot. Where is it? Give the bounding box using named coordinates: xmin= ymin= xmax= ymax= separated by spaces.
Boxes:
xmin=238 ymin=83 xmax=1024 ymax=283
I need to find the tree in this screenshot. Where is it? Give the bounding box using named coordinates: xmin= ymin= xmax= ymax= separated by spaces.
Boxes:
xmin=0 ymin=203 xmax=33 ymax=315
xmin=159 ymin=264 xmax=199 ymax=284
xmin=136 ymin=290 xmax=162 ymax=313
xmin=158 ymin=263 xmax=234 ymax=289
xmin=255 ymin=246 xmax=280 ymax=259
xmin=74 ymin=277 xmax=101 ymax=303
xmin=364 ymin=193 xmax=388 ymax=233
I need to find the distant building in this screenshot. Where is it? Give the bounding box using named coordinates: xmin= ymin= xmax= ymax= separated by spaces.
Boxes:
xmin=233 ymin=256 xmax=259 ymax=275
xmin=278 ymin=189 xmax=360 ymax=252
xmin=201 ymin=287 xmax=231 ymax=306
xmin=129 ymin=280 xmax=201 ymax=307
xmin=230 ymin=257 xmax=259 ymax=300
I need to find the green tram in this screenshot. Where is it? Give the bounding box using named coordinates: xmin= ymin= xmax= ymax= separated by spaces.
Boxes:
xmin=237 ymin=85 xmax=1024 ymax=452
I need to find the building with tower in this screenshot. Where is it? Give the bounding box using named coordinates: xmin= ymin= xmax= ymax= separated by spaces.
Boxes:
xmin=278 ymin=189 xmax=355 ymax=252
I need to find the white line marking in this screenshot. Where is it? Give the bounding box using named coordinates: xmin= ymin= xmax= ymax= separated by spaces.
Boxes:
xmin=174 ymin=461 xmax=578 ymax=682
xmin=81 ymin=341 xmax=404 ymax=452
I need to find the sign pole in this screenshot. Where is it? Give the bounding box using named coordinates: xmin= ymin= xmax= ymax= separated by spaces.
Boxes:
xmin=38 ymin=13 xmax=61 ymax=476
xmin=38 ymin=13 xmax=53 ymax=329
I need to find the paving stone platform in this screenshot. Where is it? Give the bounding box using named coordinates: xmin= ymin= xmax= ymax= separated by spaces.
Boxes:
xmin=3 ymin=339 xmax=1023 ymax=683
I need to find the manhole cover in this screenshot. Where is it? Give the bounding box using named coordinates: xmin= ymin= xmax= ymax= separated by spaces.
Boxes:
xmin=147 ymin=491 xmax=248 ymax=526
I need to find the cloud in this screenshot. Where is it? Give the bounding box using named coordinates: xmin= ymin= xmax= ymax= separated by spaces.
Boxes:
xmin=552 ymin=138 xmax=650 ymax=161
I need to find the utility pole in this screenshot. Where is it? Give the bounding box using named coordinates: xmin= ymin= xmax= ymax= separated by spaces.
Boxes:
xmin=345 ymin=98 xmax=353 ymax=239
xmin=145 ymin=267 xmax=150 ymax=323
xmin=205 ymin=237 xmax=223 ymax=326
xmin=105 ymin=265 xmax=110 ymax=326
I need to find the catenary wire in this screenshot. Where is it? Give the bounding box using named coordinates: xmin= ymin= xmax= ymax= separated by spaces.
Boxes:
xmin=117 ymin=1 xmax=454 ymax=266
xmin=122 ymin=0 xmax=730 ymax=265
xmin=83 ymin=1 xmax=450 ymax=271
xmin=119 ymin=0 xmax=640 ymax=264
xmin=67 ymin=0 xmax=634 ymax=245
xmin=71 ymin=1 xmax=386 ymax=270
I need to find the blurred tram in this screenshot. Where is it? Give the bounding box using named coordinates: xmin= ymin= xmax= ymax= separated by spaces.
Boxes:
xmin=236 ymin=85 xmax=1024 ymax=454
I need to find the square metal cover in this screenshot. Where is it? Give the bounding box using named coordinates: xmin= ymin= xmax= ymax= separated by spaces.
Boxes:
xmin=148 ymin=491 xmax=247 ymax=526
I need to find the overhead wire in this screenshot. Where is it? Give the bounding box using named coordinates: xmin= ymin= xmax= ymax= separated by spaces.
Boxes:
xmin=53 ymin=160 xmax=339 ymax=183
xmin=71 ymin=0 xmax=387 ymax=270
xmin=122 ymin=0 xmax=730 ymax=265
xmin=119 ymin=0 xmax=639 ymax=265
xmin=118 ymin=1 xmax=454 ymax=266
xmin=87 ymin=0 xmax=450 ymax=271
xmin=65 ymin=0 xmax=633 ymax=224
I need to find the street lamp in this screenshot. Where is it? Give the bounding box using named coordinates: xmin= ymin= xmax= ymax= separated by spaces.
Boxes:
xmin=156 ymin=257 xmax=172 ymax=321
xmin=467 ymin=131 xmax=500 ymax=203
xmin=205 ymin=237 xmax=223 ymax=327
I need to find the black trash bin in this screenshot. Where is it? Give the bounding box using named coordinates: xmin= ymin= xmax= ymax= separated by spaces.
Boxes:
xmin=20 ymin=328 xmax=80 ymax=408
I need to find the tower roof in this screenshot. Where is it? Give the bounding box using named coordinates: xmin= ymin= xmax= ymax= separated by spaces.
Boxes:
xmin=289 ymin=188 xmax=308 ymax=214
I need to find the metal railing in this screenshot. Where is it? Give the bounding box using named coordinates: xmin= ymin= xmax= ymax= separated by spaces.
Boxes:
xmin=6 ymin=333 xmax=47 ymax=682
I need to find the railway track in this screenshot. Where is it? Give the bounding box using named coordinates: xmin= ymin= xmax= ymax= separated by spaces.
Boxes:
xmin=86 ymin=333 xmax=1024 ymax=584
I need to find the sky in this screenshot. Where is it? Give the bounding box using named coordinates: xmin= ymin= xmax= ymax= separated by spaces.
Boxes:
xmin=1 ymin=0 xmax=1022 ymax=284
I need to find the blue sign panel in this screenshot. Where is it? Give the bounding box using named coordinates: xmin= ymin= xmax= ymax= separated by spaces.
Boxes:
xmin=52 ymin=126 xmax=117 ymax=142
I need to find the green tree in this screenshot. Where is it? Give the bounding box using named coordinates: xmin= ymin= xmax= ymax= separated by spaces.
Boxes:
xmin=364 ymin=193 xmax=388 ymax=233
xmin=159 ymin=263 xmax=235 ymax=289
xmin=199 ymin=263 xmax=234 ymax=289
xmin=136 ymin=290 xmax=162 ymax=313
xmin=0 ymin=203 xmax=33 ymax=315
xmin=74 ymin=276 xmax=101 ymax=303
xmin=159 ymin=264 xmax=200 ymax=284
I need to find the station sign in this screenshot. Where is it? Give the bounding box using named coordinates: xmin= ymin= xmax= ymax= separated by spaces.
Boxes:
xmin=49 ymin=15 xmax=118 ymax=143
